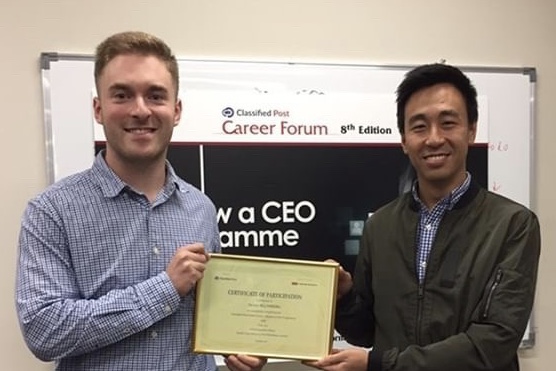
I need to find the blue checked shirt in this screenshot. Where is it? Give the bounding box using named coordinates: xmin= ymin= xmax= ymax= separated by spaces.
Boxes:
xmin=16 ymin=152 xmax=221 ymax=371
xmin=412 ymin=173 xmax=471 ymax=282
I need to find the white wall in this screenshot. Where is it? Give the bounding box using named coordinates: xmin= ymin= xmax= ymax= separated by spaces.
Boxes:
xmin=1 ymin=0 xmax=554 ymax=370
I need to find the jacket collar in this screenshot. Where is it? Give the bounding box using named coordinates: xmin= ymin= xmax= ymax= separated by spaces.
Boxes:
xmin=409 ymin=179 xmax=481 ymax=211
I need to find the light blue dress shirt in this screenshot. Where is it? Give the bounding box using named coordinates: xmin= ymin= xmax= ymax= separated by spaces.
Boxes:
xmin=16 ymin=152 xmax=221 ymax=371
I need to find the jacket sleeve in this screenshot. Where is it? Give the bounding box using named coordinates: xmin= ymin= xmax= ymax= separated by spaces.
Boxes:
xmin=334 ymin=222 xmax=376 ymax=348
xmin=15 ymin=197 xmax=182 ymax=361
xmin=381 ymin=208 xmax=541 ymax=371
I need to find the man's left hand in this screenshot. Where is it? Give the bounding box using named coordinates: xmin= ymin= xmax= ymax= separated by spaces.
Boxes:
xmin=224 ymin=354 xmax=267 ymax=371
xmin=304 ymin=348 xmax=368 ymax=371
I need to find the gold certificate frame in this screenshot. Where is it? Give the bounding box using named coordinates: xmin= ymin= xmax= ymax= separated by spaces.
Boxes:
xmin=193 ymin=254 xmax=339 ymax=361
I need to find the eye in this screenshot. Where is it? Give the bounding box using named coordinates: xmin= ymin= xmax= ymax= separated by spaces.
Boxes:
xmin=146 ymin=90 xmax=170 ymax=104
xmin=111 ymin=90 xmax=131 ymax=101
xmin=410 ymin=123 xmax=427 ymax=133
xmin=149 ymin=92 xmax=166 ymax=101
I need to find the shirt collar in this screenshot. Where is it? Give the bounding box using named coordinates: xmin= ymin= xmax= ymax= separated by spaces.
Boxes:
xmin=91 ymin=150 xmax=185 ymax=198
xmin=411 ymin=172 xmax=472 ymax=211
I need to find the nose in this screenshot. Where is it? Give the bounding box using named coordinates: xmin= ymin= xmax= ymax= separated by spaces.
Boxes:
xmin=130 ymin=97 xmax=151 ymax=119
xmin=425 ymin=124 xmax=445 ymax=146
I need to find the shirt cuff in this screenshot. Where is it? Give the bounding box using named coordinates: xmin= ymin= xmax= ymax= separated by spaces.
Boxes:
xmin=135 ymin=271 xmax=181 ymax=323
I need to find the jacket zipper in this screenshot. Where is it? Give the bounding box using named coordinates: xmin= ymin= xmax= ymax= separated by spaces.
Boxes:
xmin=482 ymin=269 xmax=503 ymax=320
xmin=416 ymin=282 xmax=424 ymax=344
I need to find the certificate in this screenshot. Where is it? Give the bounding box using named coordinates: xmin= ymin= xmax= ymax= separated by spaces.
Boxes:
xmin=193 ymin=254 xmax=339 ymax=361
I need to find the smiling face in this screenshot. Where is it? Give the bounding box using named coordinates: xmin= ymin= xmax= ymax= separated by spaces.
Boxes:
xmin=401 ymin=83 xmax=477 ymax=197
xmin=93 ymin=53 xmax=181 ymax=171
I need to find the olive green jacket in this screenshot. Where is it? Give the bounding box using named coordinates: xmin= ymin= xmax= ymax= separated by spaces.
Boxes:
xmin=336 ymin=182 xmax=540 ymax=371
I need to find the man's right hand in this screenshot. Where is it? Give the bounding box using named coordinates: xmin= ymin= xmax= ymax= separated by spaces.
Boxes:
xmin=166 ymin=243 xmax=209 ymax=296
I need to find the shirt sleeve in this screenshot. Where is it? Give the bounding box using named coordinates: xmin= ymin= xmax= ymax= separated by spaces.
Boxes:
xmin=15 ymin=197 xmax=182 ymax=361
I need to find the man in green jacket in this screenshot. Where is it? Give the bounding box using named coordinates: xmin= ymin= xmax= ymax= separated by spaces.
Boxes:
xmin=307 ymin=63 xmax=540 ymax=371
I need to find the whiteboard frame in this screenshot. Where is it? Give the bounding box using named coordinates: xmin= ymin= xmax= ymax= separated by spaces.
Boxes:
xmin=39 ymin=53 xmax=537 ymax=348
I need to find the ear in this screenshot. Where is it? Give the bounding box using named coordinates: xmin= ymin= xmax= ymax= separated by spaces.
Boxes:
xmin=468 ymin=121 xmax=477 ymax=144
xmin=93 ymin=97 xmax=103 ymax=124
xmin=173 ymin=98 xmax=182 ymax=127
xmin=401 ymin=133 xmax=408 ymax=154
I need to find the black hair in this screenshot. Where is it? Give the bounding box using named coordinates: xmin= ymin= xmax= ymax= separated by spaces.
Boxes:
xmin=395 ymin=63 xmax=478 ymax=134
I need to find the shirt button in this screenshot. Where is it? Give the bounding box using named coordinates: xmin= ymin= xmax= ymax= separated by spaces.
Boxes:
xmin=425 ymin=224 xmax=432 ymax=231
xmin=151 ymin=331 xmax=158 ymax=339
xmin=153 ymin=247 xmax=160 ymax=255
xmin=421 ymin=261 xmax=427 ymax=268
xmin=164 ymin=305 xmax=172 ymax=314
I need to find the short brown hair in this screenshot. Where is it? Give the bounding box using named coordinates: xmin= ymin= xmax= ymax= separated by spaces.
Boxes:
xmin=94 ymin=31 xmax=179 ymax=97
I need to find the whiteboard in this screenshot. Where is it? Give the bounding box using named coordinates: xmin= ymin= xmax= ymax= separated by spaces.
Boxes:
xmin=40 ymin=54 xmax=536 ymax=347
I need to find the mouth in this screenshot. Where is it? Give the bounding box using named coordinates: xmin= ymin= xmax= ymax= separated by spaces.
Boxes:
xmin=125 ymin=128 xmax=156 ymax=134
xmin=423 ymin=153 xmax=449 ymax=160
xmin=423 ymin=153 xmax=449 ymax=166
